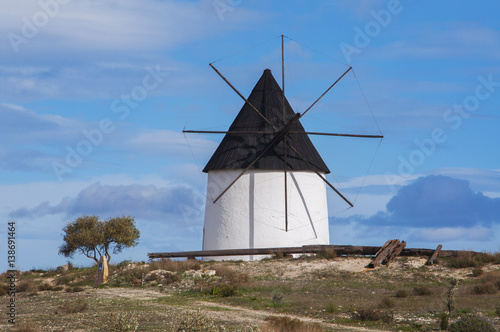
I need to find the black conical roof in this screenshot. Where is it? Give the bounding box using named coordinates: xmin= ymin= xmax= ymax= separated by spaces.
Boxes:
xmin=203 ymin=69 xmax=330 ymax=174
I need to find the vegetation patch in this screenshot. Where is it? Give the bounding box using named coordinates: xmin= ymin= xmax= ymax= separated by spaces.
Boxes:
xmin=263 ymin=316 xmax=322 ymax=332
xmin=59 ymin=298 xmax=89 ymax=314
xmin=449 ymin=315 xmax=496 ymax=332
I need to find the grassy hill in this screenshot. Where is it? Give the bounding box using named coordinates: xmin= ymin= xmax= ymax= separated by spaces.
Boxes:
xmin=1 ymin=252 xmax=499 ymax=331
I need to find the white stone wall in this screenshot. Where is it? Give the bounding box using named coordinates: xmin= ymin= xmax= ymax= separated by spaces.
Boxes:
xmin=203 ymin=169 xmax=329 ymax=260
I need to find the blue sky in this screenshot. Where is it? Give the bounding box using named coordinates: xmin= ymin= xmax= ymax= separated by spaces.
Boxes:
xmin=1 ymin=0 xmax=500 ymax=270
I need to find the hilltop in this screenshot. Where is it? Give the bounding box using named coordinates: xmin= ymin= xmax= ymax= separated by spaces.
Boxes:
xmin=1 ymin=252 xmax=499 ymax=331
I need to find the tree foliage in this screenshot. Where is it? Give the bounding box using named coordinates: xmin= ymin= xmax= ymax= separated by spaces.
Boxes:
xmin=59 ymin=215 xmax=140 ymax=263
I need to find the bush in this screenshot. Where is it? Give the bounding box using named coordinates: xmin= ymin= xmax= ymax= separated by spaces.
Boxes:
xmin=378 ymin=297 xmax=396 ymax=309
xmin=263 ymin=316 xmax=322 ymax=332
xmin=270 ymin=250 xmax=292 ymax=259
xmin=38 ymin=282 xmax=54 ymax=291
xmin=176 ymin=310 xmax=225 ymax=332
xmin=212 ymin=265 xmax=249 ymax=286
xmin=149 ymin=258 xmax=201 ymax=272
xmin=413 ymin=286 xmax=432 ymax=296
xmin=395 ymin=289 xmax=408 ymax=298
xmin=326 ymin=302 xmax=338 ymax=313
xmin=439 ymin=313 xmax=449 ymax=331
xmin=449 ymin=315 xmax=496 ymax=332
xmin=16 ymin=280 xmax=37 ymax=293
xmin=14 ymin=321 xmax=42 ymax=332
xmin=66 ymin=286 xmax=85 ymax=293
xmin=162 ymin=273 xmax=181 ymax=285
xmin=447 ymin=252 xmax=497 ymax=269
xmin=109 ymin=312 xmax=139 ymax=332
xmin=271 ymin=293 xmax=283 ymax=307
xmin=471 ymin=267 xmax=484 ymax=277
xmin=209 ymin=283 xmax=238 ymax=297
xmin=479 ymin=270 xmax=500 ymax=288
xmin=316 ymin=248 xmax=337 ymax=259
xmin=351 ymin=308 xmax=393 ymax=323
xmin=472 ymin=283 xmax=498 ymax=295
xmin=60 ymin=298 xmax=88 ymax=314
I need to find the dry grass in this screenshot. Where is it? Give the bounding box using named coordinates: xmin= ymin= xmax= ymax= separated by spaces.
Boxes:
xmin=447 ymin=251 xmax=499 ymax=268
xmin=211 ymin=265 xmax=250 ymax=285
xmin=149 ymin=258 xmax=201 ymax=272
xmin=472 ymin=270 xmax=500 ymax=295
xmin=14 ymin=321 xmax=43 ymax=332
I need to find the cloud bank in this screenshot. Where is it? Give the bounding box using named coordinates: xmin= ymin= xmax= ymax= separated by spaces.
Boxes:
xmin=334 ymin=175 xmax=500 ymax=243
xmin=9 ymin=182 xmax=205 ymax=226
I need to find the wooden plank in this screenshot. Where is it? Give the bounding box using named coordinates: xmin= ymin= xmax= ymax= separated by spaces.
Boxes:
xmin=426 ymin=244 xmax=443 ymax=265
xmin=386 ymin=240 xmax=406 ymax=265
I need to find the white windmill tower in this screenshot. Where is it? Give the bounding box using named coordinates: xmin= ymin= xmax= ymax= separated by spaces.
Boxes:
xmin=184 ymin=37 xmax=383 ymax=260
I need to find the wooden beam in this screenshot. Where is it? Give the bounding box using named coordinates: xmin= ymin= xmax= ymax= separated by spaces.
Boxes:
xmin=426 ymin=244 xmax=442 ymax=265
xmin=148 ymin=244 xmax=482 ymax=260
xmin=183 ymin=130 xmax=383 ymax=139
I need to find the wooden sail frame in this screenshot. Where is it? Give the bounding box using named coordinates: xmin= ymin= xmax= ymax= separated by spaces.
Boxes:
xmin=184 ymin=35 xmax=383 ymax=232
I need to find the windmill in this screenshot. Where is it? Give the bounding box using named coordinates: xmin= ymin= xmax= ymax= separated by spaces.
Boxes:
xmin=184 ymin=36 xmax=383 ymax=260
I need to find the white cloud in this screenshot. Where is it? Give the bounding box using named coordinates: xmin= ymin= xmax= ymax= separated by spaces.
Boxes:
xmin=380 ymin=23 xmax=500 ymax=60
xmin=128 ymin=129 xmax=217 ymax=161
xmin=410 ymin=226 xmax=493 ymax=242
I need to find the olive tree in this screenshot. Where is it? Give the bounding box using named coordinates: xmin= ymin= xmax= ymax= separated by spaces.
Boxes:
xmin=59 ymin=215 xmax=140 ymax=263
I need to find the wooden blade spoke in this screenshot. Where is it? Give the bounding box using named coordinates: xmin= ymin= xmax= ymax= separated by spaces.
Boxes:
xmin=299 ymin=66 xmax=352 ymax=120
xmin=209 ymin=63 xmax=277 ymax=131
xmin=284 ymin=135 xmax=288 ymax=232
xmin=183 ymin=130 xmax=275 ymax=135
xmin=213 ymin=114 xmax=301 ymax=203
xmin=289 ymin=131 xmax=384 ymax=139
xmin=285 ymin=141 xmax=354 ymax=208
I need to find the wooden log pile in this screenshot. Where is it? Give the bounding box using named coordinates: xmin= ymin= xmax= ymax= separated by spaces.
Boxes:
xmin=367 ymin=239 xmax=406 ymax=268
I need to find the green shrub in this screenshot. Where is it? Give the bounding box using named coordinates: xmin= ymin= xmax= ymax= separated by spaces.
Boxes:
xmin=209 ymin=283 xmax=238 ymax=297
xmin=326 ymin=302 xmax=338 ymax=313
xmin=449 ymin=315 xmax=496 ymax=332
